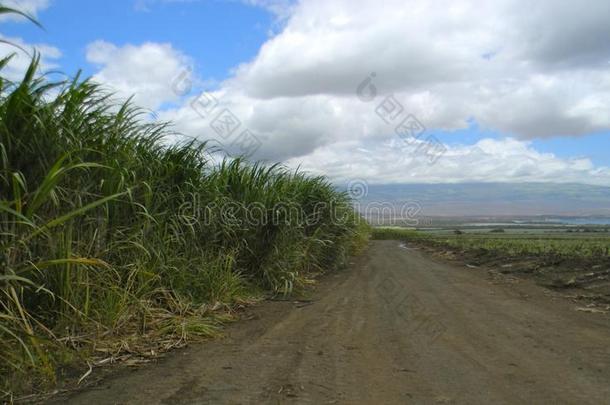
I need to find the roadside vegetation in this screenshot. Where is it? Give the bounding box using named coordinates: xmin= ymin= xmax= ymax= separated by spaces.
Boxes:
xmin=372 ymin=227 xmax=419 ymax=242
xmin=0 ymin=14 xmax=369 ymax=395
xmin=372 ymin=227 xmax=610 ymax=260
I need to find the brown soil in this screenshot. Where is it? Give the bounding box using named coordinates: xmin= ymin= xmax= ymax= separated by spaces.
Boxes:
xmin=412 ymin=240 xmax=610 ymax=307
xmin=50 ymin=240 xmax=610 ymax=404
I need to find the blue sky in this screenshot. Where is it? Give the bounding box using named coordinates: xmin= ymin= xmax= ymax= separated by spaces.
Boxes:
xmin=530 ymin=133 xmax=610 ymax=166
xmin=1 ymin=0 xmax=273 ymax=82
xmin=1 ymin=0 xmax=609 ymax=184
xmin=435 ymin=126 xmax=610 ymax=167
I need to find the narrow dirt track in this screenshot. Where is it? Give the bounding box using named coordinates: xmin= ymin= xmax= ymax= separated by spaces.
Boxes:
xmin=56 ymin=240 xmax=610 ymax=404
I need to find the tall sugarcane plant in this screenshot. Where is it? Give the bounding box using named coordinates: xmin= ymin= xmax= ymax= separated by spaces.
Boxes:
xmin=0 ymin=7 xmax=368 ymax=395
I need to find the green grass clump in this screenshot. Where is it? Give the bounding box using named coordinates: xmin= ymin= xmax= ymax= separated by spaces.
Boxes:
xmin=0 ymin=56 xmax=368 ymax=394
xmin=427 ymin=234 xmax=610 ymax=259
xmin=371 ymin=227 xmax=420 ymax=240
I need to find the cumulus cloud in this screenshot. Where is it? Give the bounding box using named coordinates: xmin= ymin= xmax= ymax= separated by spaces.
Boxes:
xmin=286 ymin=138 xmax=610 ymax=186
xmin=225 ymin=0 xmax=610 ymax=139
xmin=91 ymin=0 xmax=610 ymax=185
xmin=158 ymin=88 xmax=381 ymax=161
xmin=242 ymin=0 xmax=297 ymax=21
xmin=86 ymin=40 xmax=192 ymax=110
xmin=0 ymin=0 xmax=50 ymax=21
xmin=0 ymin=1 xmax=57 ymax=80
xmin=0 ymin=34 xmax=61 ymax=81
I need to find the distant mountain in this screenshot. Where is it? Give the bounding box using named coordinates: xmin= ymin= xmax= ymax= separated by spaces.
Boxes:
xmin=355 ymin=183 xmax=610 ymax=217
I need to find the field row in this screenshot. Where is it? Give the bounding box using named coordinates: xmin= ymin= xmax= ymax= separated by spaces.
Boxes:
xmin=372 ymin=227 xmax=610 ymax=258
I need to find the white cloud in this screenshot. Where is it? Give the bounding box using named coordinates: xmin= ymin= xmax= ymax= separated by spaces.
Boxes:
xmin=0 ymin=1 xmax=57 ymax=80
xmin=0 ymin=0 xmax=50 ymax=21
xmin=0 ymin=34 xmax=61 ymax=81
xmin=86 ymin=40 xmax=192 ymax=110
xmin=93 ymin=0 xmax=610 ymax=186
xmin=242 ymin=0 xmax=296 ymax=21
xmin=159 ymin=86 xmax=610 ymax=185
xmin=285 ymin=138 xmax=610 ymax=186
xmin=224 ymin=0 xmax=610 ymax=139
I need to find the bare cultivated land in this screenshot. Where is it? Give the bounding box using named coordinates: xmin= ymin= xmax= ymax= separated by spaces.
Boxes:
xmin=54 ymin=240 xmax=610 ymax=404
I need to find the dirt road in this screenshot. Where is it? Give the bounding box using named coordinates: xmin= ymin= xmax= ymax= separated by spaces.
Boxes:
xmin=57 ymin=241 xmax=610 ymax=404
